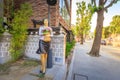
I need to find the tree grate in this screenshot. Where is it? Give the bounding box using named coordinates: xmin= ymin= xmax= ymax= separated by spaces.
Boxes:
xmin=73 ymin=73 xmax=88 ymax=80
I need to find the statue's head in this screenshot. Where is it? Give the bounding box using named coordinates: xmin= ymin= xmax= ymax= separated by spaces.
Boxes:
xmin=44 ymin=19 xmax=48 ymax=26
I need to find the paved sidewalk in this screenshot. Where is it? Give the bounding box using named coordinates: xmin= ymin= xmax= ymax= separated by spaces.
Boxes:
xmin=67 ymin=42 xmax=120 ymax=80
xmin=21 ymin=64 xmax=67 ymax=80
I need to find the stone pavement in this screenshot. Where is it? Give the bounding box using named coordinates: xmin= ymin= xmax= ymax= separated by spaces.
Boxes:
xmin=21 ymin=64 xmax=67 ymax=80
xmin=67 ymin=42 xmax=120 ymax=80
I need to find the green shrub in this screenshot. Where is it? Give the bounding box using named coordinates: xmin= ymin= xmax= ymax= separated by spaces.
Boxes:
xmin=22 ymin=60 xmax=39 ymax=67
xmin=0 ymin=63 xmax=11 ymax=73
xmin=10 ymin=3 xmax=32 ymax=61
xmin=66 ymin=41 xmax=75 ymax=58
xmin=0 ymin=17 xmax=4 ymax=36
xmin=0 ymin=1 xmax=4 ymax=35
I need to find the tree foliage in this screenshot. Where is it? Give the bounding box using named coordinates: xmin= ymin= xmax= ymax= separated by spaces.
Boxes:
xmin=10 ymin=2 xmax=32 ymax=61
xmin=89 ymin=0 xmax=120 ymax=57
xmin=75 ymin=1 xmax=93 ymax=44
xmin=102 ymin=15 xmax=120 ymax=38
xmin=0 ymin=17 xmax=4 ymax=36
xmin=4 ymin=0 xmax=14 ymax=21
xmin=109 ymin=15 xmax=120 ymax=34
xmin=102 ymin=26 xmax=111 ymax=38
xmin=0 ymin=0 xmax=4 ymax=36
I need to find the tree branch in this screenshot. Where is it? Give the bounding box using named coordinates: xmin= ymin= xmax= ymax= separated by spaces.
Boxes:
xmin=104 ymin=0 xmax=116 ymax=10
xmin=104 ymin=0 xmax=107 ymax=4
xmin=93 ymin=0 xmax=96 ymax=6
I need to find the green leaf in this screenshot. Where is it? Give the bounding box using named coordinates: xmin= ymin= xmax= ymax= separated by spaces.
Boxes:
xmin=10 ymin=2 xmax=32 ymax=61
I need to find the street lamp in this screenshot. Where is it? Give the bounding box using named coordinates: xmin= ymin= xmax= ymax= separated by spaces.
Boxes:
xmin=47 ymin=0 xmax=57 ymax=26
xmin=47 ymin=0 xmax=57 ymax=6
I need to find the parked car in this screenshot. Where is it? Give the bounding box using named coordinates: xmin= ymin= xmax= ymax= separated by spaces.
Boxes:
xmin=101 ymin=40 xmax=106 ymax=45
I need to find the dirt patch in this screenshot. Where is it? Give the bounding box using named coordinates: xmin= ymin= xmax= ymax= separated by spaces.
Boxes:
xmin=66 ymin=53 xmax=73 ymax=69
xmin=65 ymin=48 xmax=74 ymax=79
xmin=0 ymin=48 xmax=74 ymax=80
xmin=0 ymin=59 xmax=39 ymax=80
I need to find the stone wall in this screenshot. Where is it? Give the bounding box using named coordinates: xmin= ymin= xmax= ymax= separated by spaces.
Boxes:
xmin=24 ymin=35 xmax=40 ymax=60
xmin=25 ymin=34 xmax=66 ymax=65
xmin=0 ymin=32 xmax=66 ymax=65
xmin=0 ymin=32 xmax=11 ymax=64
xmin=51 ymin=34 xmax=66 ymax=65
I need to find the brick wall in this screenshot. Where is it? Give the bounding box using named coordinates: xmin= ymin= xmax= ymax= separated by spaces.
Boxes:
xmin=14 ymin=0 xmax=70 ymax=30
xmin=14 ymin=0 xmax=58 ymax=27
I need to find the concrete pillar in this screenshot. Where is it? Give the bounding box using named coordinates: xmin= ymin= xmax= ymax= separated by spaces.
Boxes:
xmin=51 ymin=34 xmax=66 ymax=65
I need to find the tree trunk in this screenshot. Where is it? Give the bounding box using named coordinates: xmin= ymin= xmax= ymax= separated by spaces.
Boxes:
xmin=80 ymin=33 xmax=84 ymax=44
xmin=89 ymin=7 xmax=104 ymax=57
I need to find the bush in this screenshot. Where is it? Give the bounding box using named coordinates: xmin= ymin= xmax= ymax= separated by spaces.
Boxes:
xmin=10 ymin=3 xmax=32 ymax=61
xmin=22 ymin=60 xmax=39 ymax=67
xmin=0 ymin=63 xmax=11 ymax=74
xmin=0 ymin=17 xmax=4 ymax=36
xmin=66 ymin=41 xmax=75 ymax=58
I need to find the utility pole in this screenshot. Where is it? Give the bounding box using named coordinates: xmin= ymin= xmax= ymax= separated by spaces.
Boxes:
xmin=47 ymin=0 xmax=57 ymax=27
xmin=48 ymin=5 xmax=50 ymax=26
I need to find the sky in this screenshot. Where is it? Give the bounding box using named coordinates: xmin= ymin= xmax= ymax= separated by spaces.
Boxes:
xmin=71 ymin=0 xmax=120 ymax=32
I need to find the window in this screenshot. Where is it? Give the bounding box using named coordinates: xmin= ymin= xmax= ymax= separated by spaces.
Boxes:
xmin=59 ymin=0 xmax=70 ymax=25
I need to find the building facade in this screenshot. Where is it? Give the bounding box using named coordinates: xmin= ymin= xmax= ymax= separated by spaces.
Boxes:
xmin=0 ymin=0 xmax=73 ymax=64
xmin=14 ymin=0 xmax=73 ymax=41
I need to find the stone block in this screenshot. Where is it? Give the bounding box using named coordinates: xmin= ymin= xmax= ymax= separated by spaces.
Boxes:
xmin=24 ymin=34 xmax=66 ymax=65
xmin=0 ymin=32 xmax=11 ymax=64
